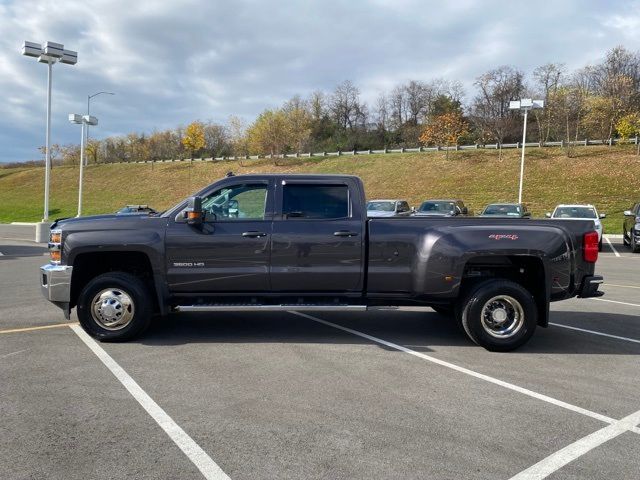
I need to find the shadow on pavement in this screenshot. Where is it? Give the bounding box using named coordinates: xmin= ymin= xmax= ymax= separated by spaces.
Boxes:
xmin=0 ymin=244 xmax=47 ymax=258
xmin=136 ymin=309 xmax=640 ymax=355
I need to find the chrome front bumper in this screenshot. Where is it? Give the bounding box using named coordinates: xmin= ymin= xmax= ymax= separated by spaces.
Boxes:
xmin=40 ymin=264 xmax=73 ymax=318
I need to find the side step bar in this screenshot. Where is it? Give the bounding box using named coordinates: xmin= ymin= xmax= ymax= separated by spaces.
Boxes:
xmin=174 ymin=305 xmax=434 ymax=312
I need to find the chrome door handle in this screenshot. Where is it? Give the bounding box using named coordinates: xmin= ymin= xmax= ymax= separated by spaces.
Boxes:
xmin=242 ymin=231 xmax=267 ymax=238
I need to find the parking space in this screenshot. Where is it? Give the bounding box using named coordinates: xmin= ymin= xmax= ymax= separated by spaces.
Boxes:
xmin=1 ymin=239 xmax=638 ymax=479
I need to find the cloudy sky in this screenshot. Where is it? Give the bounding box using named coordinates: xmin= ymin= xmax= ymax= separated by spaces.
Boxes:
xmin=0 ymin=0 xmax=638 ymax=163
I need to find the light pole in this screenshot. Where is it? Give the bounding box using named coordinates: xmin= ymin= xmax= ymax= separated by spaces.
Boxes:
xmin=69 ymin=114 xmax=98 ymax=217
xmin=85 ymin=91 xmax=114 ymax=165
xmin=509 ymin=99 xmax=544 ymax=204
xmin=22 ymin=41 xmax=77 ymax=241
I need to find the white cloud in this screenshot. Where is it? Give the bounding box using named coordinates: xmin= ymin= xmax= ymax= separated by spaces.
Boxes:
xmin=0 ymin=0 xmax=638 ymax=161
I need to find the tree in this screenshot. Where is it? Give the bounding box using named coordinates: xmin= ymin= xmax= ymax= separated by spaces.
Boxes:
xmin=419 ymin=112 xmax=469 ymax=159
xmin=581 ymin=95 xmax=617 ymax=142
xmin=38 ymin=144 xmax=62 ymax=168
xmin=181 ymin=121 xmax=206 ymax=158
xmin=470 ymin=66 xmax=525 ymax=155
xmin=283 ymin=96 xmax=312 ymax=152
xmin=85 ymin=139 xmax=101 ymax=164
xmin=616 ymin=113 xmax=640 ymax=154
xmin=246 ymin=109 xmax=290 ymax=164
xmin=329 ymin=80 xmax=365 ymax=131
xmin=532 ymin=63 xmax=565 ymax=145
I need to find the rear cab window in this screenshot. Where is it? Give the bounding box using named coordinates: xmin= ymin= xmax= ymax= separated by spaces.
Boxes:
xmin=282 ymin=184 xmax=350 ymax=219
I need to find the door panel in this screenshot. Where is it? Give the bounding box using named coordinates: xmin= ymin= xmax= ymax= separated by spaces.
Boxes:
xmin=166 ymin=221 xmax=271 ymax=292
xmin=270 ymin=182 xmax=364 ymax=292
xmin=165 ymin=181 xmax=272 ymax=293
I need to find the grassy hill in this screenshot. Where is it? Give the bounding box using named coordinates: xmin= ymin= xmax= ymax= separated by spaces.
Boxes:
xmin=1 ymin=145 xmax=639 ymax=233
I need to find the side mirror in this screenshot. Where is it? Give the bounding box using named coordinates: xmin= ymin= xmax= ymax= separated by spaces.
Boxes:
xmin=545 ymin=212 xmax=552 ymax=218
xmin=623 ymin=210 xmax=633 ymax=217
xmin=599 ymin=213 xmax=606 ymax=219
xmin=411 ymin=207 xmax=416 ymax=213
xmin=523 ymin=212 xmax=531 ymax=218
xmin=186 ymin=196 xmax=203 ymax=227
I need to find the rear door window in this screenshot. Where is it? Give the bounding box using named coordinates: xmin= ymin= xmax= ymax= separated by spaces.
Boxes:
xmin=282 ymin=184 xmax=349 ymax=219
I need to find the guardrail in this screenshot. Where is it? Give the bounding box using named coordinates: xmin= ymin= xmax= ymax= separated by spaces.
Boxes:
xmin=126 ymin=136 xmax=639 ymax=164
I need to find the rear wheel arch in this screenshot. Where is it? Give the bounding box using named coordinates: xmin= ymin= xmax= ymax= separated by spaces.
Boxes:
xmin=458 ymin=255 xmax=548 ymax=327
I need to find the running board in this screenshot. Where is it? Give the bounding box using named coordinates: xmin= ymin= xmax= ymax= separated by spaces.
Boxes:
xmin=174 ymin=304 xmax=434 ymax=313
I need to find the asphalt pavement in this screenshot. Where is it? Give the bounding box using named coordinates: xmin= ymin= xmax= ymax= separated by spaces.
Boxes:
xmin=0 ymin=239 xmax=638 ymax=479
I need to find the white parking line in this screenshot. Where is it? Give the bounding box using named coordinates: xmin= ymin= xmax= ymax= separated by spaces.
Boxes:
xmin=509 ymin=409 xmax=640 ymax=480
xmin=590 ymin=298 xmax=640 ymax=308
xmin=604 ymin=283 xmax=640 ymax=289
xmin=549 ymin=322 xmax=640 ymax=344
xmin=604 ymin=237 xmax=620 ymax=257
xmin=69 ymin=325 xmax=231 ymax=480
xmin=290 ymin=312 xmax=621 ymax=426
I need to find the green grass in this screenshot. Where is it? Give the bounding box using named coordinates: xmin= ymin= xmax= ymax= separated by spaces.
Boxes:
xmin=1 ymin=145 xmax=639 ymax=233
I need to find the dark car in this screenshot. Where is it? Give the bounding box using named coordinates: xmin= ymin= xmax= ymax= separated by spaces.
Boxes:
xmin=480 ymin=203 xmax=531 ymax=218
xmin=116 ymin=204 xmax=157 ymax=215
xmin=623 ymin=203 xmax=640 ymax=252
xmin=414 ymin=199 xmax=468 ymax=217
xmin=40 ymin=174 xmax=603 ymax=352
xmin=366 ymin=199 xmax=412 ymax=217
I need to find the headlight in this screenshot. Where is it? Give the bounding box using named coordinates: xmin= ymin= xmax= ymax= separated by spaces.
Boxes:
xmin=48 ymin=229 xmax=62 ymax=264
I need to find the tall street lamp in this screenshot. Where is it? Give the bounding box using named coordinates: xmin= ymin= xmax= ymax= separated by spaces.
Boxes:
xmin=509 ymin=98 xmax=544 ymax=204
xmin=22 ymin=41 xmax=77 ymax=241
xmin=85 ymin=91 xmax=114 ymax=165
xmin=69 ymin=114 xmax=98 ymax=217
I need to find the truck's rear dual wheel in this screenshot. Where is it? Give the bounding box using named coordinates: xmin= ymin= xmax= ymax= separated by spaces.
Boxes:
xmin=77 ymin=272 xmax=152 ymax=342
xmin=458 ymin=280 xmax=537 ymax=352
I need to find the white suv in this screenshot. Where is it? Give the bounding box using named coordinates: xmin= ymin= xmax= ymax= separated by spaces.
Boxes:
xmin=546 ymin=204 xmax=606 ymax=251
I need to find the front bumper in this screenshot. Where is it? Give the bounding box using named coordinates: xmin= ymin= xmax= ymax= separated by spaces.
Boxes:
xmin=578 ymin=275 xmax=604 ymax=298
xmin=40 ymin=264 xmax=73 ymax=318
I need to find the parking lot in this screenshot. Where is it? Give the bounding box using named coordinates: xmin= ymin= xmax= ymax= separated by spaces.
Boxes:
xmin=1 ymin=238 xmax=638 ymax=480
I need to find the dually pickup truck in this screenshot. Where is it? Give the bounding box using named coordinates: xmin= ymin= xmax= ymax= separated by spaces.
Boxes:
xmin=41 ymin=174 xmax=604 ymax=351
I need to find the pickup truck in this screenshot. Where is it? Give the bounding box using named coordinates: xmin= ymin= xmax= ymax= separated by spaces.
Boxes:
xmin=40 ymin=174 xmax=603 ymax=351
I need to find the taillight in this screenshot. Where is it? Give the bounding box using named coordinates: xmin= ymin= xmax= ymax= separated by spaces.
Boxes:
xmin=583 ymin=231 xmax=599 ymax=263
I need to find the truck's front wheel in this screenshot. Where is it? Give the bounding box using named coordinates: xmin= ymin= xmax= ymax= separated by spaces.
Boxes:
xmin=77 ymin=272 xmax=152 ymax=342
xmin=460 ymin=280 xmax=537 ymax=352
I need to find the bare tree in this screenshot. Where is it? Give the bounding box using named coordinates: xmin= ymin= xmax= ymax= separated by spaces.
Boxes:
xmin=532 ymin=63 xmax=565 ymax=144
xmin=329 ymin=80 xmax=365 ymax=130
xmin=471 ymin=66 xmax=525 ymax=154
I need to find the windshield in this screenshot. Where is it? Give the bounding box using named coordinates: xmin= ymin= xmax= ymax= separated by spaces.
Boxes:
xmin=367 ymin=201 xmax=395 ymax=212
xmin=483 ymin=204 xmax=521 ymax=216
xmin=419 ymin=201 xmax=455 ymax=213
xmin=553 ymin=207 xmax=597 ymax=219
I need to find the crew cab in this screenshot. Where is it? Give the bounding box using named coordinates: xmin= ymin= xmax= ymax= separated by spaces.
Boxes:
xmin=40 ymin=174 xmax=603 ymax=351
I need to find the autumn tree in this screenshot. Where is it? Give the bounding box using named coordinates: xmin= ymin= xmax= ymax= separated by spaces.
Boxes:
xmin=246 ymin=109 xmax=290 ymax=164
xmin=419 ymin=112 xmax=469 ymax=159
xmin=283 ymin=96 xmax=312 ymax=152
xmin=616 ymin=113 xmax=640 ymax=154
xmin=182 ymin=121 xmax=206 ymax=158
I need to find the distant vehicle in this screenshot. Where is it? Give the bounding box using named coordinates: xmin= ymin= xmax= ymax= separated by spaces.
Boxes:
xmin=546 ymin=204 xmax=605 ymax=251
xmin=623 ymin=203 xmax=640 ymax=253
xmin=480 ymin=203 xmax=531 ymax=218
xmin=366 ymin=199 xmax=412 ymax=217
xmin=414 ymin=199 xmax=468 ymax=217
xmin=116 ymin=205 xmax=157 ymax=215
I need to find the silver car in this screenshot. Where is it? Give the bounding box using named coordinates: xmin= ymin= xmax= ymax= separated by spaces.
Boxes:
xmin=546 ymin=204 xmax=606 ymax=250
xmin=366 ymin=199 xmax=413 ymax=217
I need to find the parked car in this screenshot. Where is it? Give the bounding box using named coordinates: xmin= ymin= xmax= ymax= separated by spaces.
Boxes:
xmin=116 ymin=204 xmax=157 ymax=215
xmin=623 ymin=203 xmax=640 ymax=252
xmin=546 ymin=204 xmax=605 ymax=251
xmin=480 ymin=203 xmax=531 ymax=218
xmin=414 ymin=199 xmax=468 ymax=217
xmin=40 ymin=174 xmax=603 ymax=352
xmin=366 ymin=199 xmax=412 ymax=217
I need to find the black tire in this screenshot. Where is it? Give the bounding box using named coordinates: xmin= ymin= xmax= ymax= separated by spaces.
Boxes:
xmin=623 ymin=227 xmax=630 ymax=246
xmin=77 ymin=272 xmax=153 ymax=342
xmin=598 ymin=238 xmax=603 ymax=252
xmin=459 ymin=279 xmax=537 ymax=352
xmin=632 ymin=234 xmax=640 ymax=254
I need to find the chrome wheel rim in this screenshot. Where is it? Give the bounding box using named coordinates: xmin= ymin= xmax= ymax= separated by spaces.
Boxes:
xmin=91 ymin=288 xmax=135 ymax=331
xmin=480 ymin=295 xmax=524 ymax=339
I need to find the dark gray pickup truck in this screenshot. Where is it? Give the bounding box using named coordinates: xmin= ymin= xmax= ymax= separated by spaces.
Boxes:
xmin=41 ymin=174 xmax=603 ymax=351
